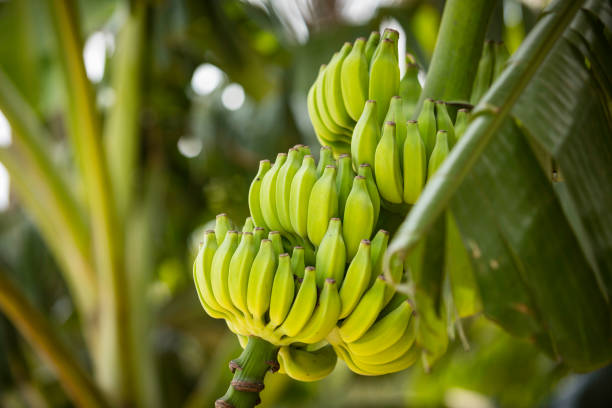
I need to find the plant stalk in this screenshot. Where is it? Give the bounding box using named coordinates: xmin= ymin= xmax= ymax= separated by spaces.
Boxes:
xmin=216 ymin=336 xmax=279 ymax=408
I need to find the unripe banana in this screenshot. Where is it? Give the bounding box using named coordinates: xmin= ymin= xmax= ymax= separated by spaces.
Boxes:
xmin=252 ymin=227 xmax=266 ymax=250
xmin=339 ymin=276 xmax=387 ymax=343
xmin=374 ymin=121 xmax=403 ymax=204
xmin=248 ymin=160 xmax=271 ymax=229
xmin=307 ymin=66 xmax=349 ymax=146
xmin=242 ymin=217 xmax=254 ymax=233
xmin=364 ymin=31 xmax=380 ymax=64
xmin=352 ymin=319 xmax=416 ymax=365
xmin=357 ymin=163 xmax=380 ymax=226
xmin=297 ymin=144 xmax=311 ymax=157
xmin=336 ymin=154 xmax=355 ymax=217
xmin=294 ymin=278 xmax=341 ymax=344
xmin=493 ymin=41 xmax=510 ymax=81
xmin=341 ymin=37 xmax=368 ymax=122
xmin=307 ymin=165 xmax=338 ymax=247
xmin=277 ymin=345 xmax=337 ymax=382
xmin=370 ymin=229 xmax=389 ymax=286
xmin=428 ymin=130 xmax=449 ymax=179
xmin=325 ymin=43 xmax=356 ymax=131
xmin=268 ymin=253 xmax=295 ymax=328
xmin=371 ymin=28 xmax=399 ymax=63
xmin=277 ymin=266 xmax=317 ymax=338
xmin=316 ymin=146 xmax=335 ymax=178
xmin=246 ymin=239 xmax=277 ymax=324
xmin=291 ymin=246 xmax=305 ymax=279
xmin=269 ymin=230 xmax=285 ymax=256
xmin=399 ymin=53 xmax=421 ymax=119
xmin=214 ymin=213 xmax=233 ymax=246
xmin=210 ymin=230 xmax=240 ymax=315
xmin=471 ymin=40 xmax=494 ymax=104
xmin=384 ymin=95 xmax=407 ymax=151
xmin=350 ymin=343 xmax=419 ymax=375
xmin=435 ymin=100 xmax=456 ymax=148
xmin=347 ymin=300 xmax=413 ymax=356
xmin=454 ymin=108 xmax=469 ymax=140
xmin=343 ymin=176 xmax=375 ymax=259
xmin=228 ymin=231 xmax=257 ymax=315
xmin=402 ymin=120 xmax=426 ymax=204
xmin=317 ymin=61 xmax=352 ymax=136
xmin=369 ymin=38 xmax=399 ymax=126
xmin=260 ymin=153 xmax=287 ymax=232
xmin=276 ymin=148 xmax=301 ymax=232
xmin=289 ymin=155 xmax=317 ymax=238
xmin=315 ymin=218 xmax=346 ymax=288
xmin=339 ymin=240 xmax=372 ymax=319
xmin=417 ymin=98 xmax=437 ymax=156
xmin=193 ymin=230 xmax=228 ymax=320
xmin=351 ymin=100 xmax=379 ymax=170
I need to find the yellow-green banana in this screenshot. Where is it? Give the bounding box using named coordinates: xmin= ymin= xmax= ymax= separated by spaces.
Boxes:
xmin=246 ymin=239 xmax=277 ymax=324
xmin=210 ymin=230 xmax=240 ymax=315
xmin=316 ymin=146 xmax=335 ymax=178
xmin=252 ymin=227 xmax=266 ymax=250
xmin=289 ymin=155 xmax=317 ymax=239
xmin=343 ymin=176 xmax=374 ymax=259
xmin=402 ymin=120 xmax=426 ymax=204
xmin=454 ymin=108 xmax=469 ymax=140
xmin=276 ymin=148 xmax=301 ymax=232
xmin=399 ymin=53 xmax=421 ymax=119
xmin=325 ymin=42 xmax=355 ymax=130
xmin=339 ymin=276 xmax=387 ymax=343
xmin=364 ymin=31 xmax=380 ymax=64
xmin=435 ymin=100 xmax=456 ymax=147
xmin=357 ymin=163 xmax=380 ymax=226
xmin=291 ymin=246 xmax=305 ymax=279
xmin=336 ymin=154 xmax=354 ymax=218
xmin=248 ymin=160 xmax=271 ymax=229
xmin=417 ymin=98 xmax=437 ymax=156
xmin=194 ymin=230 xmax=228 ymax=320
xmin=384 ymin=95 xmax=407 ymax=150
xmin=307 ymin=66 xmax=349 ymax=146
xmin=307 ymin=165 xmax=338 ymax=247
xmin=369 ymin=38 xmax=399 ymax=126
xmin=228 ymin=231 xmax=257 ymax=315
xmin=316 ymin=61 xmax=352 ymax=136
xmin=268 ymin=253 xmax=295 ymax=328
xmin=428 ymin=130 xmax=449 ymax=179
xmin=370 ymin=229 xmax=389 ymax=286
xmin=351 ymin=99 xmax=379 ymax=170
xmin=259 ymin=153 xmax=287 ymax=232
xmin=293 ymin=278 xmax=341 ymax=344
xmin=339 ymin=240 xmax=372 ymax=319
xmin=242 ymin=217 xmax=254 ymax=233
xmin=277 ymin=345 xmax=337 ymax=382
xmin=269 ymin=230 xmax=284 ymax=257
xmin=277 ymin=266 xmax=317 ymax=338
xmin=341 ymin=37 xmax=368 ymax=122
xmin=374 ymin=122 xmax=403 ymax=203
xmin=315 ymin=218 xmax=346 ymax=288
xmin=352 ymin=319 xmax=417 ymax=365
xmin=214 ymin=213 xmax=233 ymax=246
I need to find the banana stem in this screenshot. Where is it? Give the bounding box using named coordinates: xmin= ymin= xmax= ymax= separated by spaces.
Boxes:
xmin=216 ymin=336 xmax=279 ymax=408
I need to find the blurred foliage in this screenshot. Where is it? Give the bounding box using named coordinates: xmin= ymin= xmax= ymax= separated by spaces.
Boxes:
xmin=0 ymin=0 xmax=609 ymax=407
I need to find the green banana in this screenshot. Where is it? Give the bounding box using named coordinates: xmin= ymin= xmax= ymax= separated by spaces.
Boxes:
xmin=316 ymin=61 xmax=352 ymax=136
xmin=384 ymin=95 xmax=407 ymax=151
xmin=351 ymin=100 xmax=379 ymax=170
xmin=291 ymin=246 xmax=305 ymax=279
xmin=364 ymin=31 xmax=380 ymax=63
xmin=371 ymin=28 xmax=399 ymax=63
xmin=268 ymin=253 xmax=295 ymax=328
xmin=399 ymin=53 xmax=421 ymax=119
xmin=427 ymin=130 xmax=449 ymax=179
xmin=493 ymin=41 xmax=510 ymax=81
xmin=259 ymin=153 xmax=287 ymax=232
xmin=290 ymin=155 xmax=317 ymax=238
xmin=228 ymin=231 xmax=257 ymax=315
xmin=297 ymin=144 xmax=311 ymax=157
xmin=325 ymin=43 xmax=355 ymax=131
xmin=339 ymin=240 xmax=372 ymax=319
xmin=343 ymin=176 xmax=374 ymax=259
xmin=308 ymin=65 xmax=349 ymax=147
xmin=369 ymin=38 xmax=399 ymax=126
xmin=341 ymin=37 xmax=368 ymax=122
xmin=347 ymin=300 xmax=413 ymax=356
xmin=435 ymin=100 xmax=456 ymax=148
xmin=417 ymin=98 xmax=437 ymax=156
xmin=357 ymin=163 xmax=380 ymax=226
xmin=214 ymin=213 xmax=233 ymax=246
xmin=248 ymin=160 xmax=271 ymax=229
xmin=246 ymin=239 xmax=277 ymax=324
xmin=402 ymin=120 xmax=426 ymax=204
xmin=370 ymin=229 xmax=389 ymax=286
xmin=454 ymin=108 xmax=469 ymax=140
xmin=374 ymin=122 xmax=403 ymax=204
xmin=315 ymin=218 xmax=346 ymax=288
xmin=336 ymin=154 xmax=355 ymax=218
xmin=210 ymin=230 xmax=240 ymax=315
xmin=242 ymin=217 xmax=254 ymax=233
xmin=277 ymin=345 xmax=337 ymax=382
xmin=277 ymin=266 xmax=317 ymax=338
xmin=269 ymin=230 xmax=284 ymax=256
xmin=193 ymin=230 xmax=228 ymax=320
xmin=339 ymin=276 xmax=387 ymax=343
xmin=252 ymin=227 xmax=266 ymax=250
xmin=352 ymin=319 xmax=416 ymax=365
xmin=350 ymin=343 xmax=419 ymax=375
xmin=293 ymin=278 xmax=341 ymax=344
xmin=276 ymin=148 xmax=301 ymax=232
xmin=471 ymin=40 xmax=494 ymax=104
xmin=307 ymin=165 xmax=338 ymax=247
xmin=316 ymin=146 xmax=335 ymax=178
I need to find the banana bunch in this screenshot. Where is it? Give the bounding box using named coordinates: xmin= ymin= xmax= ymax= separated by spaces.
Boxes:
xmin=471 ymin=40 xmax=510 ymax=104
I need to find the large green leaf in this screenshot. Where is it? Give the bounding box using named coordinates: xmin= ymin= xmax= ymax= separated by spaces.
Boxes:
xmin=388 ymin=0 xmax=612 ymax=371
